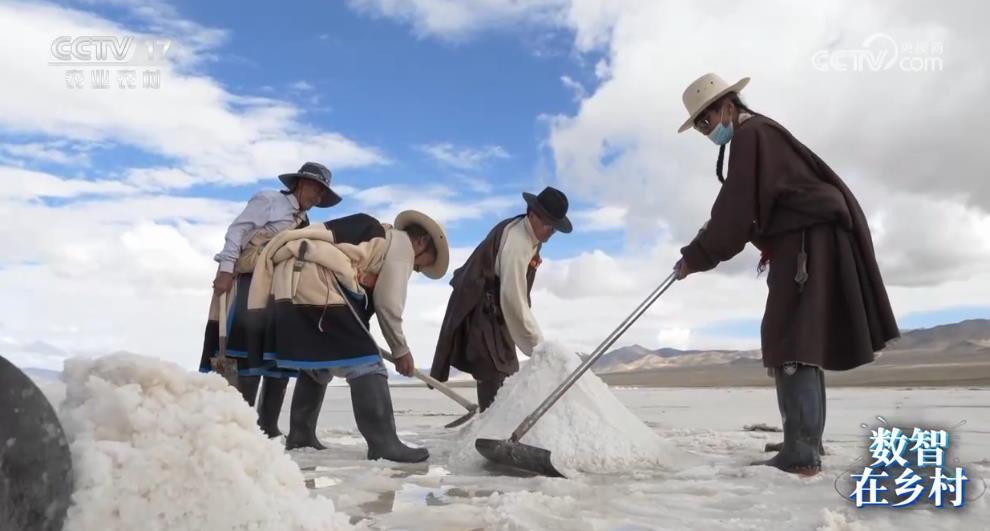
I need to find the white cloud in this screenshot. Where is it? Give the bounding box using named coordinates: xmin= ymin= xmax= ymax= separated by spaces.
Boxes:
xmin=0 ymin=1 xmax=387 ymax=193
xmin=77 ymin=0 xmax=230 ymax=68
xmin=350 ymin=184 xmax=517 ymax=226
xmin=539 ymin=249 xmax=642 ymax=299
xmin=656 ymin=327 xmax=691 ymax=351
xmin=570 ymin=205 xmax=626 ymax=232
xmin=867 ymin=190 xmax=990 ymax=287
xmin=0 ymin=166 xmax=138 ymax=199
xmin=0 ymin=191 xmax=240 ymax=369
xmin=538 ymin=0 xmax=990 ymax=289
xmin=418 ymin=142 xmax=510 ymax=171
xmin=560 ymin=75 xmax=587 ymax=101
xmin=458 ymin=176 xmax=495 ymax=194
xmin=290 ymin=80 xmax=315 ymax=91
xmin=348 ymin=0 xmax=571 ymax=40
xmin=0 ymin=141 xmax=96 ymax=167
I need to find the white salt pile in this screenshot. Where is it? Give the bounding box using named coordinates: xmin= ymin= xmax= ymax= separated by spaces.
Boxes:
xmin=58 ymin=354 xmax=349 ymax=531
xmin=452 ymin=341 xmax=673 ymax=475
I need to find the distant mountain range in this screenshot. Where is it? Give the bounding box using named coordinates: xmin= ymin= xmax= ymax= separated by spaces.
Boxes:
xmin=594 ymin=319 xmax=990 ymax=387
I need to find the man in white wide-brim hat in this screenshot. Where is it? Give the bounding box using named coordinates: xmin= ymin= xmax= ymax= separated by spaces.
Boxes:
xmin=245 ymin=209 xmax=450 ymax=463
xmin=670 ymin=73 xmax=899 ymax=476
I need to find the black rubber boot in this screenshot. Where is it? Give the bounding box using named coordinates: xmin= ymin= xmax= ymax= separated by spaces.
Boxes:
xmin=237 ymin=375 xmax=260 ymax=407
xmin=285 ymin=372 xmax=328 ymax=451
xmin=477 ymin=378 xmax=504 ymax=412
xmin=764 ymin=369 xmax=827 ymax=455
xmin=752 ymin=365 xmax=823 ymax=475
xmin=350 ymin=373 xmax=429 ymax=463
xmin=257 ymin=376 xmax=288 ymax=438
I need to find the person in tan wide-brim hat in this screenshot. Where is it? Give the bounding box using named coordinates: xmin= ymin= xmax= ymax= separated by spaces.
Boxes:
xmin=676 ymin=73 xmax=750 ymax=133
xmin=670 ymin=73 xmax=899 ymax=477
xmin=244 ymin=209 xmax=450 ymax=463
xmin=395 ymin=209 xmax=450 ymax=280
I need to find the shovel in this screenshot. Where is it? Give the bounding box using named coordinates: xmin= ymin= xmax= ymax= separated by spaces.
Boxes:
xmin=211 ymin=291 xmax=239 ymax=387
xmin=475 ymin=272 xmax=677 ymax=477
xmin=329 ymin=274 xmax=479 ymax=428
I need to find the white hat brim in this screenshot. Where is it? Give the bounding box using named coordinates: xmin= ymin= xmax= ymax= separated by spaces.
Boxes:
xmin=394 ymin=210 xmax=450 ymax=279
xmin=677 ymin=77 xmax=750 ymax=133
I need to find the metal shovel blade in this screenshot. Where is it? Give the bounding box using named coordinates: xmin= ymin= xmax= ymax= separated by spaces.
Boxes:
xmin=475 ymin=438 xmax=564 ymax=478
xmin=444 ymin=406 xmax=478 ymax=428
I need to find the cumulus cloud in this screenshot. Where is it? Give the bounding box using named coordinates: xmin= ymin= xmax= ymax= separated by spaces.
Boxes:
xmin=570 ymin=205 xmax=627 ymax=232
xmin=0 ymin=1 xmax=387 ymax=193
xmin=543 ymin=0 xmax=989 ymax=288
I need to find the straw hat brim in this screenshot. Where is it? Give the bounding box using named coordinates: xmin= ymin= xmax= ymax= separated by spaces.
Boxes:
xmin=394 ymin=210 xmax=450 ymax=280
xmin=677 ymin=77 xmax=750 ymax=133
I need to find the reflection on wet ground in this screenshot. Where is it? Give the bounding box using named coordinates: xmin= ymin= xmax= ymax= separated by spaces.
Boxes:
xmin=284 ymin=387 xmax=990 ymax=530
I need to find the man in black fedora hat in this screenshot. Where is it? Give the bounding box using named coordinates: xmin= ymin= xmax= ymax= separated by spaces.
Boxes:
xmin=199 ymin=161 xmax=341 ymax=436
xmin=431 ymin=186 xmax=572 ymax=411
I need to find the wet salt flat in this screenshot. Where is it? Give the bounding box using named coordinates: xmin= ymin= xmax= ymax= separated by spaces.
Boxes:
xmin=289 ymin=385 xmax=990 ymax=530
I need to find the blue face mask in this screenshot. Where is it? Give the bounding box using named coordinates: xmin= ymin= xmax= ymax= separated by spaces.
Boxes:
xmin=707 ymin=120 xmax=734 ymax=146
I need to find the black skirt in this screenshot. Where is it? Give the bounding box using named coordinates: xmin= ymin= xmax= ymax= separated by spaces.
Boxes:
xmin=262 ymin=286 xmax=382 ymax=371
xmin=198 ymin=274 xmax=273 ymax=376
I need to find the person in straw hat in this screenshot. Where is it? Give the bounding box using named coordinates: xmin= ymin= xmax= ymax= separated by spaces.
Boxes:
xmin=431 ymin=186 xmax=572 ymax=412
xmin=199 ymin=162 xmax=341 ymax=414
xmin=246 ymin=209 xmax=449 ymax=463
xmin=671 ymin=73 xmax=899 ymax=475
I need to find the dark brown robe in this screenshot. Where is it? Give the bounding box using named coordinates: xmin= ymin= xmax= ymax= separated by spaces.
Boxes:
xmin=680 ymin=115 xmax=899 ymax=371
xmin=431 ymin=216 xmax=539 ymax=382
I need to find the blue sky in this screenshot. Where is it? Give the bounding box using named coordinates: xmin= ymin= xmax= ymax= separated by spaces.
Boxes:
xmin=1 ymin=0 xmax=987 ymax=369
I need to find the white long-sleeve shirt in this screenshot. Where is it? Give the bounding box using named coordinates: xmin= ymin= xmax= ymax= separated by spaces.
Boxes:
xmin=373 ymin=230 xmax=415 ymax=359
xmin=494 ymin=217 xmax=543 ymax=355
xmin=214 ymin=190 xmax=306 ymax=273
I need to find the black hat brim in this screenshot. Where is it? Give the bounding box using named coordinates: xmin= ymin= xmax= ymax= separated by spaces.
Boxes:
xmin=523 ymin=192 xmax=572 ymax=234
xmin=278 ymin=173 xmax=342 ymax=208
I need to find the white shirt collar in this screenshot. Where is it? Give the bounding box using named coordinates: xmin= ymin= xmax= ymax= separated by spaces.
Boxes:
xmin=284 ymin=191 xmax=301 ymax=211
